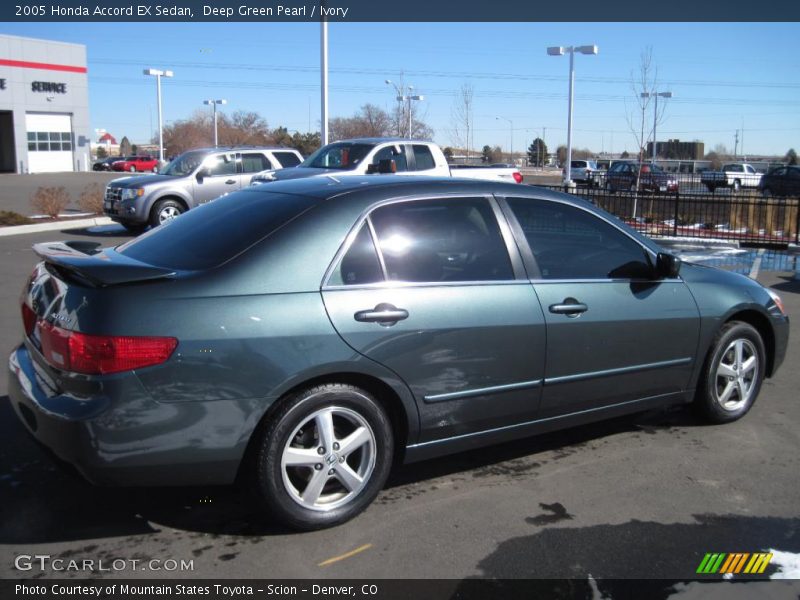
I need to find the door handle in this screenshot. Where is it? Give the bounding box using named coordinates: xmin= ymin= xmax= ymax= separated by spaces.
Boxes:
xmin=354 ymin=303 xmax=409 ymax=326
xmin=225 ymin=179 xmax=236 ymax=185
xmin=549 ymin=298 xmax=588 ymax=317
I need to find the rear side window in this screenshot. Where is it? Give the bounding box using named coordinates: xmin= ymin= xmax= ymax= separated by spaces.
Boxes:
xmin=369 ymin=197 xmax=513 ymax=283
xmin=241 ymin=153 xmax=272 ymax=173
xmin=117 ymin=191 xmax=316 ymax=270
xmin=328 ymin=223 xmax=383 ymax=286
xmin=274 ymin=152 xmax=302 ymax=168
xmin=412 ymin=145 xmax=436 ymax=171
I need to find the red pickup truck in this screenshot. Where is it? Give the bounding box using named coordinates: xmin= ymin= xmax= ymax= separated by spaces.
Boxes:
xmin=111 ymin=156 xmax=160 ymax=173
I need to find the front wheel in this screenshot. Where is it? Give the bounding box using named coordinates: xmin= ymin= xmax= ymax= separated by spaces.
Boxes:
xmin=129 ymin=165 xmax=137 ymax=172
xmin=695 ymin=321 xmax=765 ymax=424
xmin=149 ymin=199 xmax=184 ymax=227
xmin=253 ymin=383 xmax=393 ymax=530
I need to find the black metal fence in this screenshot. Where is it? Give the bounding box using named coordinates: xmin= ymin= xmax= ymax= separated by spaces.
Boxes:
xmin=537 ymin=185 xmax=800 ymax=247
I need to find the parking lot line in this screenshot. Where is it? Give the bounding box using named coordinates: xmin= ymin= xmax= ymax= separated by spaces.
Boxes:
xmin=749 ymin=248 xmax=766 ymax=279
xmin=317 ymin=543 xmax=373 ymax=567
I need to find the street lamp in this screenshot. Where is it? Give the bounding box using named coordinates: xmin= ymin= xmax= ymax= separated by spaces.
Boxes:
xmin=143 ymin=68 xmax=173 ymax=163
xmin=640 ymin=91 xmax=673 ymax=163
xmin=546 ymin=44 xmax=598 ymax=187
xmin=203 ymin=99 xmax=227 ymax=147
xmin=385 ymin=79 xmax=423 ymax=138
xmin=496 ymin=116 xmax=513 ymax=164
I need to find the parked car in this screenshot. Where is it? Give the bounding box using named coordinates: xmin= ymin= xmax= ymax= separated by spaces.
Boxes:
xmin=103 ymin=146 xmax=304 ymax=232
xmin=111 ymin=155 xmax=160 ymax=173
xmin=701 ymin=163 xmax=762 ymax=193
xmin=10 ymin=178 xmax=788 ymax=530
xmin=251 ymin=138 xmax=523 ymax=185
xmin=758 ymin=165 xmax=800 ymax=197
xmin=92 ymin=156 xmax=122 ymax=171
xmin=564 ymin=159 xmax=599 ymax=187
xmin=605 ymin=162 xmax=678 ymax=193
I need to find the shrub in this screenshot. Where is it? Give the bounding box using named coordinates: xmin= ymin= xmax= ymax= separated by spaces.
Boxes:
xmin=0 ymin=211 xmax=33 ymax=226
xmin=78 ymin=183 xmax=105 ymax=215
xmin=30 ymin=186 xmax=70 ymax=218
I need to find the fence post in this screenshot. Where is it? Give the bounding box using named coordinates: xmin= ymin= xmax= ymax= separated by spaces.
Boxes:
xmin=673 ymin=190 xmax=680 ymax=237
xmin=795 ymin=199 xmax=800 ymax=245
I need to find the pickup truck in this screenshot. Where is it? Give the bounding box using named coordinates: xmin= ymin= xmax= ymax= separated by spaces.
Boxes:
xmin=700 ymin=163 xmax=762 ymax=193
xmin=103 ymin=146 xmax=304 ymax=232
xmin=250 ymin=138 xmax=523 ymax=185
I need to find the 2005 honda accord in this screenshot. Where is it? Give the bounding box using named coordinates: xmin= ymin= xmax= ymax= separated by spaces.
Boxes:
xmin=8 ymin=177 xmax=789 ymax=530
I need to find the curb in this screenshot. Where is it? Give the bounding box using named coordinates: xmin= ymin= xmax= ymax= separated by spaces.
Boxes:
xmin=0 ymin=217 xmax=115 ymax=238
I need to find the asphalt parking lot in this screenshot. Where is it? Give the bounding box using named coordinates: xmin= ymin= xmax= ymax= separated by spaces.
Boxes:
xmin=0 ymin=225 xmax=798 ymax=583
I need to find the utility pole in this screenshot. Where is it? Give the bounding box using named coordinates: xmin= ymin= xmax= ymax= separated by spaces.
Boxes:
xmin=734 ymin=130 xmax=739 ymax=157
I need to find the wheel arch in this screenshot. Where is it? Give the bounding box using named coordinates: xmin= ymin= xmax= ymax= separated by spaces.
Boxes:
xmin=147 ymin=194 xmax=190 ymax=219
xmin=723 ymin=309 xmax=776 ymax=377
xmin=236 ymin=369 xmax=416 ymax=483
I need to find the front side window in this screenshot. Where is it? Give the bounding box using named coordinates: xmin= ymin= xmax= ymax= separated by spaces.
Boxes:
xmin=371 ymin=145 xmax=408 ymax=172
xmin=507 ymin=198 xmax=652 ymax=280
xmin=162 ymin=150 xmax=206 ymax=176
xmin=205 ymin=153 xmax=237 ymax=176
xmin=302 ymin=142 xmax=373 ymax=170
xmin=368 ymin=197 xmax=513 ymax=283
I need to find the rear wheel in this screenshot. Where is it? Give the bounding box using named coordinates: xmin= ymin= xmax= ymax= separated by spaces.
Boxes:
xmin=149 ymin=199 xmax=184 ymax=227
xmin=695 ymin=321 xmax=765 ymax=424
xmin=705 ymin=183 xmax=717 ymax=193
xmin=129 ymin=165 xmax=137 ymax=172
xmin=253 ymin=383 xmax=393 ymax=530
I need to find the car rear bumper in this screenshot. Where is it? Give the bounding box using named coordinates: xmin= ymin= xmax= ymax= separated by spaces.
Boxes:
xmin=8 ymin=344 xmax=248 ymax=486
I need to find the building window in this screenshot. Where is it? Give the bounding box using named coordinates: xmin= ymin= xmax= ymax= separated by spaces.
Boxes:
xmin=27 ymin=131 xmax=73 ymax=152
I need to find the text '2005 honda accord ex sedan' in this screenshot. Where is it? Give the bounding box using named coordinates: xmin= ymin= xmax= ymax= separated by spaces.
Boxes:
xmin=8 ymin=177 xmax=789 ymax=530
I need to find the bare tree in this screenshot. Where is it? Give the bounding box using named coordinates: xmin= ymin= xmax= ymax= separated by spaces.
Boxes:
xmin=624 ymin=47 xmax=665 ymax=215
xmin=450 ymin=83 xmax=475 ymax=160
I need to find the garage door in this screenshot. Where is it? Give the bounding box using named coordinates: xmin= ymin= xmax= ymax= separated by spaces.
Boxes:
xmin=25 ymin=113 xmax=74 ymax=173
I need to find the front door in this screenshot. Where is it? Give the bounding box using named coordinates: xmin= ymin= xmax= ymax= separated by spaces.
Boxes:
xmin=322 ymin=196 xmax=547 ymax=443
xmin=192 ymin=152 xmax=241 ymax=204
xmin=503 ymin=196 xmax=700 ymax=418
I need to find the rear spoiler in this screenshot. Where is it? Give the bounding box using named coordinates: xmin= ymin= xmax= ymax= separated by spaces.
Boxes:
xmin=33 ymin=241 xmax=176 ymax=287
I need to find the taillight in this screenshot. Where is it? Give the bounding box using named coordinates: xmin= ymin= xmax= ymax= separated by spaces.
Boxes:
xmin=37 ymin=320 xmax=177 ymax=375
xmin=513 ymin=172 xmax=523 ymax=184
xmin=21 ymin=303 xmax=37 ymax=337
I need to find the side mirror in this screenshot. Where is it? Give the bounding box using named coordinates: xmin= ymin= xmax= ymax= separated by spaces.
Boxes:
xmin=377 ymin=159 xmax=396 ymax=174
xmin=655 ymin=252 xmax=681 ymax=279
xmin=196 ymin=167 xmax=209 ymax=182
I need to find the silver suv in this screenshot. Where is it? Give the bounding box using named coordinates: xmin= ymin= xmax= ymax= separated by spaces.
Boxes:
xmin=567 ymin=159 xmax=599 ymax=187
xmin=103 ymin=147 xmax=303 ymax=232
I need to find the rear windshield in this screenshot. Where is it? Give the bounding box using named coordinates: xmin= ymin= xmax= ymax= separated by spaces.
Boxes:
xmin=116 ymin=190 xmax=317 ymax=270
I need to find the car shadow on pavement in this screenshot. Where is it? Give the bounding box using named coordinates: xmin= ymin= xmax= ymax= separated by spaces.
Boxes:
xmin=0 ymin=395 xmax=701 ymax=545
xmin=770 ymin=274 xmax=800 ymax=295
xmin=61 ymin=225 xmax=138 ymax=238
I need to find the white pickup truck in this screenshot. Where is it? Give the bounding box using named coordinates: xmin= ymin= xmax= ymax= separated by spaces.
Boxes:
xmin=700 ymin=163 xmax=762 ymax=193
xmin=251 ymin=137 xmax=523 ymax=185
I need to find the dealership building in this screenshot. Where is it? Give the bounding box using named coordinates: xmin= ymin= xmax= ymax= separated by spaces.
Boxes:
xmin=0 ymin=34 xmax=91 ymax=173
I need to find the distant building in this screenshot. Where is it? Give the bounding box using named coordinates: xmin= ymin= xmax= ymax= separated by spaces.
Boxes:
xmin=647 ymin=139 xmax=704 ymax=161
xmin=98 ymin=132 xmax=117 ymax=145
xmin=0 ymin=34 xmax=91 ymax=173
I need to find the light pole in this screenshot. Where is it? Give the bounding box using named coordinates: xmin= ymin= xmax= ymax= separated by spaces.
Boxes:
xmin=496 ymin=116 xmax=513 ymax=164
xmin=640 ymin=91 xmax=672 ymax=162
xmin=321 ymin=21 xmax=328 ymax=146
xmin=386 ymin=80 xmax=423 ymax=138
xmin=203 ymin=99 xmax=227 ymax=147
xmin=546 ymin=44 xmax=597 ymax=187
xmin=144 ymin=68 xmax=173 ymax=163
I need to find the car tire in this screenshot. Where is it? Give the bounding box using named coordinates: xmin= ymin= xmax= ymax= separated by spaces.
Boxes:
xmin=252 ymin=383 xmax=393 ymax=530
xmin=733 ymin=179 xmax=741 ymax=192
xmin=605 ymin=181 xmax=616 ymax=194
xmin=152 ymin=165 xmax=159 ymax=174
xmin=150 ymin=199 xmax=184 ymax=227
xmin=761 ymin=187 xmax=772 ymax=199
xmin=129 ymin=165 xmax=137 ymax=172
xmin=695 ymin=321 xmax=765 ymax=424
xmin=629 ymin=182 xmax=637 ymax=193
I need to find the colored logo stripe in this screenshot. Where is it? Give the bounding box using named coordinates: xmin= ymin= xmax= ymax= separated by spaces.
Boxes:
xmin=697 ymin=552 xmax=773 ymax=574
xmin=0 ymin=58 xmax=87 ymax=74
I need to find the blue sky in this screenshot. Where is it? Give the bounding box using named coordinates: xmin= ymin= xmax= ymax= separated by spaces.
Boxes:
xmin=3 ymin=21 xmax=799 ymax=156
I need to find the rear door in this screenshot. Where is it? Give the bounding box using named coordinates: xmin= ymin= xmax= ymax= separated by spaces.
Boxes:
xmin=501 ymin=196 xmax=700 ymax=418
xmin=322 ymin=195 xmax=547 ymax=443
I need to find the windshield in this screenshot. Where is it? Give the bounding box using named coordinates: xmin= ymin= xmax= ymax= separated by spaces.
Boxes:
xmin=161 ymin=150 xmax=207 ymax=176
xmin=301 ymin=142 xmax=374 ymax=170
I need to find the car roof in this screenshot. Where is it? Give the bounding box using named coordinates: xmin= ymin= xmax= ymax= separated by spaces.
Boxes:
xmin=330 ymin=137 xmax=429 ymax=144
